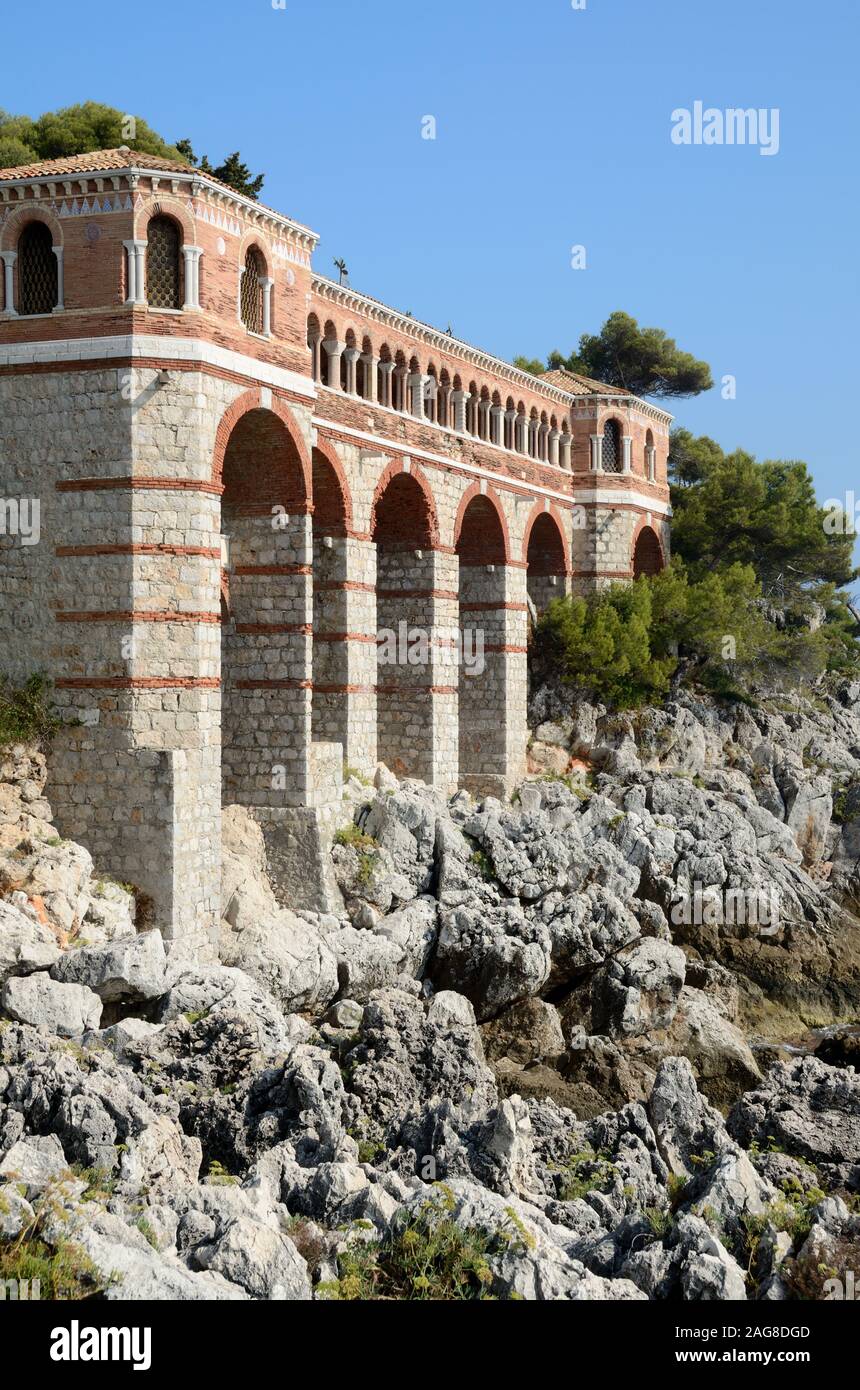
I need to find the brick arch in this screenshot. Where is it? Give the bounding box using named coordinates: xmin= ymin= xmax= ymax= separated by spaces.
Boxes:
xmin=237 ymin=229 xmax=273 ymax=277
xmin=521 ymin=501 xmax=571 ymax=574
xmin=311 ymin=436 xmax=353 ymax=536
xmin=132 ymin=194 xmax=195 ymax=245
xmin=212 ymin=388 xmax=312 ymax=509
xmin=454 ymin=482 xmax=511 ymax=565
xmin=631 ymin=518 xmax=665 ymax=577
xmin=371 ymin=458 xmax=439 ymax=550
xmin=0 ymin=203 xmax=63 ymax=252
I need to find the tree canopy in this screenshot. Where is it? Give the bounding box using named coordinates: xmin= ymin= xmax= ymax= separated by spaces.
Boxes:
xmin=516 ymin=311 xmax=713 ymax=400
xmin=0 ymin=103 xmax=181 ymax=167
xmin=535 ymin=433 xmax=860 ymax=707
xmin=175 ymin=140 xmax=265 ymax=200
xmin=669 ymin=429 xmax=856 ymax=597
xmin=0 ymin=105 xmax=265 ymax=200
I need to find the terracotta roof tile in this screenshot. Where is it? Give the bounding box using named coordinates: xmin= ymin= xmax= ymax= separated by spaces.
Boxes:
xmin=541 ymin=366 xmax=628 ymax=397
xmin=0 ymin=147 xmax=315 ymax=235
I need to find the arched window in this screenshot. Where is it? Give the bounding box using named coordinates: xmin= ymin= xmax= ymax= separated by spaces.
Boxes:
xmin=240 ymin=247 xmax=264 ymax=333
xmin=307 ymin=313 xmax=322 ymax=382
xmin=18 ymin=222 xmax=58 ymax=316
xmin=146 ymin=217 xmax=181 ymax=309
xmin=603 ymin=418 xmax=622 ymax=473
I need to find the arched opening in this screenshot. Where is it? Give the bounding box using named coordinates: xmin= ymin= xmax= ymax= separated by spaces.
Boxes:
xmin=360 ymin=336 xmax=374 ymax=401
xmin=633 ymin=525 xmax=664 ymax=578
xmin=505 ymin=397 xmax=515 ymax=451
xmin=372 ymin=470 xmax=438 ymax=781
xmin=220 ymin=406 xmax=310 ymax=806
xmin=467 ymin=381 xmax=479 ymax=436
xmin=311 ymin=446 xmax=352 ymax=762
xmin=603 ymin=418 xmax=623 ymax=473
xmin=438 ymin=368 xmax=451 ymax=428
xmin=240 ymin=247 xmax=265 ymax=333
xmin=526 ymin=511 xmax=568 ymax=614
xmin=457 ymin=494 xmax=509 ymax=791
xmin=393 ymin=351 xmax=407 ymax=412
xmin=321 ymin=320 xmax=337 ymax=387
xmin=146 ymin=215 xmax=182 ymax=309
xmin=342 ymin=329 xmax=357 ymax=393
xmin=18 ymin=222 xmax=58 ymax=316
xmin=307 ymin=313 xmax=322 ymax=382
xmin=425 ymin=363 xmax=438 ymax=423
xmin=377 ymin=343 xmax=392 ymax=406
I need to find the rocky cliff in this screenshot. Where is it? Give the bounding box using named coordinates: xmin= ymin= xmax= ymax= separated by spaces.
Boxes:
xmin=1 ymin=684 xmax=859 ymax=1301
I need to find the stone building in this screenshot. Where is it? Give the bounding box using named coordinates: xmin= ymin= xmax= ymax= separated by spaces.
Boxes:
xmin=0 ymin=148 xmax=672 ymax=947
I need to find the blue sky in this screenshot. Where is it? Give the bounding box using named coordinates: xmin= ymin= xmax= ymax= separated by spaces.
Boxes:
xmin=3 ymin=0 xmax=858 ymax=518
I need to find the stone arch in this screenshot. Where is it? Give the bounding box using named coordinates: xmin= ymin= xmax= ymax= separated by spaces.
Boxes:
xmin=311 ymin=438 xmax=352 ymax=537
xmin=311 ymin=439 xmax=356 ymax=760
xmin=373 ymin=462 xmax=444 ymax=783
xmin=370 ymin=459 xmax=439 ymax=550
xmin=632 ymin=521 xmax=665 ymax=577
xmin=523 ymin=503 xmax=570 ymax=614
xmin=456 ymin=489 xmax=514 ymax=792
xmin=217 ymin=394 xmax=314 ymax=809
xmin=212 ymin=389 xmax=311 ymax=505
xmin=454 ymin=483 xmax=511 ymax=565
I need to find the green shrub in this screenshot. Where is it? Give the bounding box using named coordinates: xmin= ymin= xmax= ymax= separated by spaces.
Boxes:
xmin=0 ymin=674 xmax=60 ymax=750
xmin=317 ymin=1185 xmax=527 ymax=1300
xmin=531 ymin=559 xmax=836 ymax=709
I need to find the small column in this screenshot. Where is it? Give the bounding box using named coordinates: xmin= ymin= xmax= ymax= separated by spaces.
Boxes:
xmin=491 ymin=404 xmax=505 ymax=446
xmin=123 ymin=240 xmax=147 ymax=305
xmin=504 ymin=408 xmax=516 ymax=451
xmin=134 ymin=242 xmax=146 ymax=303
xmin=548 ymin=428 xmax=560 ymax=466
xmin=516 ymin=413 xmax=529 ymax=455
xmin=322 ymin=339 xmax=345 ymax=388
xmin=343 ymin=347 xmax=361 ymax=395
xmin=182 ymin=246 xmax=203 ymax=310
xmin=451 ymin=389 xmax=468 ymax=434
xmin=423 ymin=375 xmax=438 ymax=422
xmin=378 ymin=360 xmax=395 ymax=407
xmin=361 ymin=353 xmax=378 ymax=402
xmin=408 ymin=372 xmax=424 ymax=417
xmin=478 ymin=399 xmax=492 ymax=440
xmin=622 ymin=435 xmax=633 ymax=473
xmin=309 ymin=334 xmax=322 ymax=382
xmin=590 ymin=434 xmax=604 ymax=472
xmin=645 ymin=445 xmax=656 ymax=480
xmin=51 ymin=246 xmax=64 ymax=311
xmin=1 ymin=251 xmax=17 ymax=315
xmin=260 ymin=277 xmax=274 ymax=336
xmin=539 ymin=422 xmax=551 ymax=461
xmin=528 ymin=418 xmax=539 ymax=458
xmin=393 ymin=365 xmax=408 ymax=411
xmin=560 ymin=434 xmax=572 ymax=470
